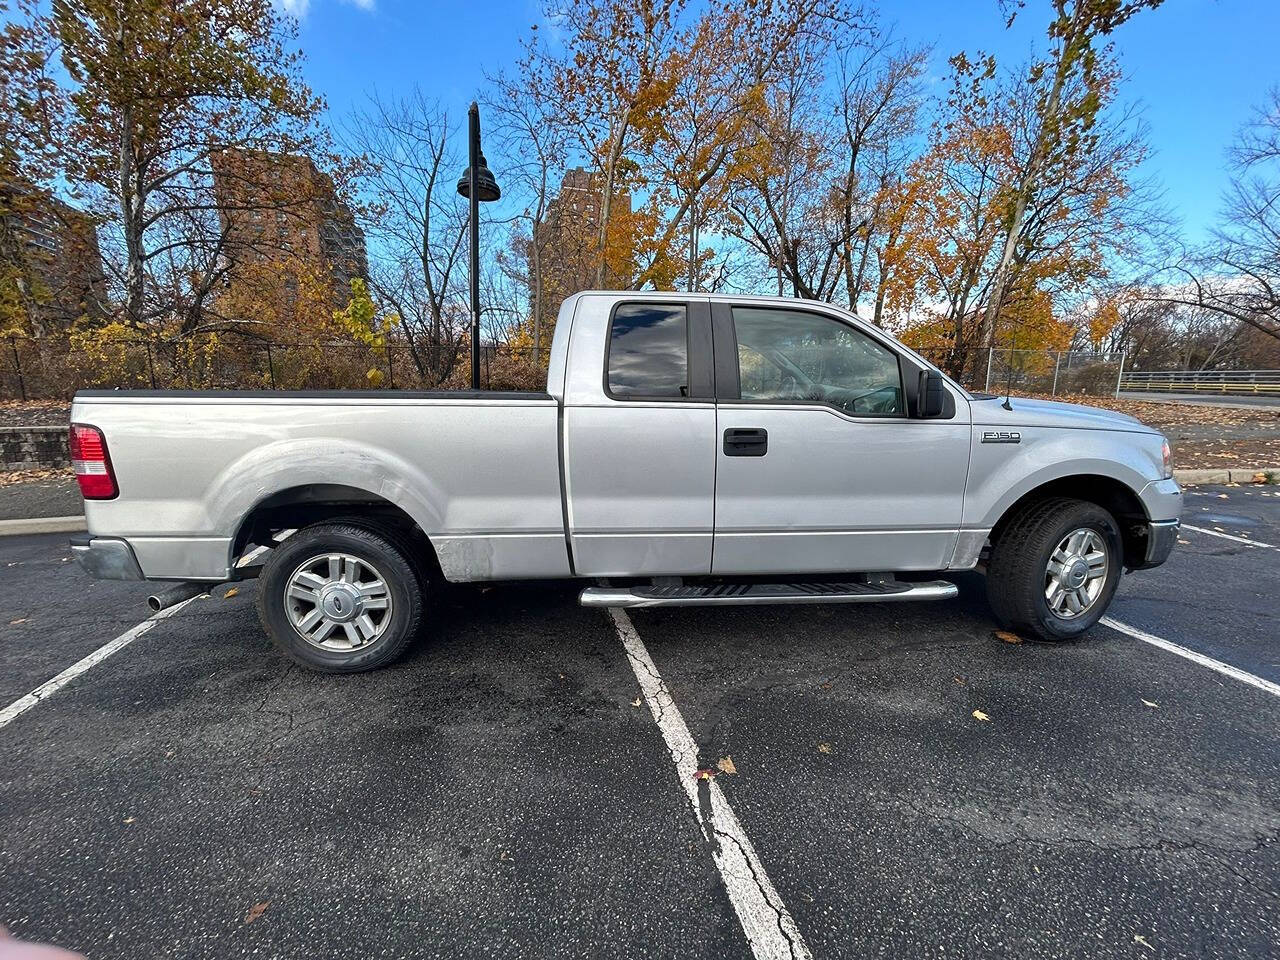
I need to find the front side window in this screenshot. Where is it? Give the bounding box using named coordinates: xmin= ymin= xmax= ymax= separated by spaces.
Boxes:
xmin=607 ymin=303 xmax=689 ymax=399
xmin=732 ymin=307 xmax=904 ymax=415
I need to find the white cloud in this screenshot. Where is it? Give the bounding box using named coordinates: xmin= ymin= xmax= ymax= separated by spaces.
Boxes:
xmin=276 ymin=0 xmax=375 ymax=20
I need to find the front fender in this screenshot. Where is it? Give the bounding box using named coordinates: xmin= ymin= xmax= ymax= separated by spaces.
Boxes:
xmin=963 ymin=426 xmax=1162 ymax=530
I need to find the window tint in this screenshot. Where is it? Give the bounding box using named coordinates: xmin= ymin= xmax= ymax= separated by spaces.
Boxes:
xmin=732 ymin=307 xmax=904 ymax=415
xmin=607 ymin=303 xmax=689 ymax=398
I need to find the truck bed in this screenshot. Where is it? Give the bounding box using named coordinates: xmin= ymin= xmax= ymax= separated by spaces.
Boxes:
xmin=71 ymin=390 xmax=569 ymax=582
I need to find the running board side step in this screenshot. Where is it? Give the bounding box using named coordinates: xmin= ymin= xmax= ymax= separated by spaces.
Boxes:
xmin=579 ymin=579 xmax=958 ymax=609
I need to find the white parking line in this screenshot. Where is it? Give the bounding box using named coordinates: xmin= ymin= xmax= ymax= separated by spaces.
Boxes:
xmin=607 ymin=608 xmax=811 ymax=960
xmin=1101 ymin=616 xmax=1280 ymax=699
xmin=0 ymin=598 xmax=198 ymax=730
xmin=1181 ymin=523 xmax=1279 ymax=551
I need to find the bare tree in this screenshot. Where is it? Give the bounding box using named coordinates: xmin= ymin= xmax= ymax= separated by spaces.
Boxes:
xmin=483 ymin=60 xmax=569 ymax=362
xmin=344 ymin=90 xmax=469 ymax=385
xmin=1156 ymin=88 xmax=1280 ymax=342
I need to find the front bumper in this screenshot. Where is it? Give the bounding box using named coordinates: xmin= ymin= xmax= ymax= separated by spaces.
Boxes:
xmin=1130 ymin=518 xmax=1179 ymax=570
xmin=69 ymin=535 xmax=144 ymax=581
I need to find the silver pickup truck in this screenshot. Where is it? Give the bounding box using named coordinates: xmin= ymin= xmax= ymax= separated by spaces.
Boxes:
xmin=69 ymin=291 xmax=1180 ymax=672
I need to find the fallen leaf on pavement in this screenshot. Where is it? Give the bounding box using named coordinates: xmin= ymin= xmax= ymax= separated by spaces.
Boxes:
xmin=1254 ymin=472 xmax=1269 ymax=484
xmin=817 ymin=742 xmax=834 ymax=754
xmin=223 ymin=587 xmax=240 ymax=599
xmin=1134 ymin=934 xmax=1154 ymax=951
xmin=972 ymin=709 xmax=991 ymax=722
xmin=1217 ymin=493 xmax=1229 ymax=499
xmin=994 ymin=630 xmax=1023 ymax=644
xmin=9 ymin=618 xmax=27 ymax=625
xmin=1141 ymin=699 xmax=1159 ymax=709
xmin=122 ymin=817 xmax=135 ymax=824
xmin=244 ymin=902 xmax=269 ymax=925
xmin=693 ymin=768 xmax=717 ymax=781
xmin=953 ymin=676 xmax=966 ymax=685
xmin=717 ymin=756 xmax=737 ymax=775
xmin=630 ymin=697 xmax=642 ymax=708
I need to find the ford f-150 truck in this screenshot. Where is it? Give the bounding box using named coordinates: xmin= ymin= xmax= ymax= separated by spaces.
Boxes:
xmin=69 ymin=292 xmax=1180 ymax=672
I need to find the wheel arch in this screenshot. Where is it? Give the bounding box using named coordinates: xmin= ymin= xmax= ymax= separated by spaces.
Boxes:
xmin=987 ymin=474 xmax=1150 ymax=568
xmin=231 ymin=483 xmax=441 ymax=578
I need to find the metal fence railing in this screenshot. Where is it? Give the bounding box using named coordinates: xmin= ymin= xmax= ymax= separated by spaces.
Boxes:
xmin=1118 ymin=369 xmax=1280 ymax=396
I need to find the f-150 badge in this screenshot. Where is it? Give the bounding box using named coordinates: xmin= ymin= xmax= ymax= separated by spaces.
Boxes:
xmin=982 ymin=431 xmax=1021 ymax=444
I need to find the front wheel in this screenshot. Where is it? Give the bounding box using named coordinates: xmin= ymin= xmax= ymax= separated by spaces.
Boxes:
xmin=986 ymin=498 xmax=1122 ymax=641
xmin=255 ymin=522 xmax=425 ymax=673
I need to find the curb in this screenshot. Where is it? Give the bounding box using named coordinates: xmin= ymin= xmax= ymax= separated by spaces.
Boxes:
xmin=1174 ymin=466 xmax=1280 ymax=485
xmin=0 ymin=515 xmax=86 ymax=536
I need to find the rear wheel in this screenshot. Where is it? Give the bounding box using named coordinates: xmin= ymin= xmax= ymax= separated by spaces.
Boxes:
xmin=986 ymin=498 xmax=1122 ymax=641
xmin=255 ymin=522 xmax=424 ymax=673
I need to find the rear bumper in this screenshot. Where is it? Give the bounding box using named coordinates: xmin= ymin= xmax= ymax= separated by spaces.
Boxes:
xmin=69 ymin=535 xmax=144 ymax=581
xmin=1130 ymin=518 xmax=1179 ymax=571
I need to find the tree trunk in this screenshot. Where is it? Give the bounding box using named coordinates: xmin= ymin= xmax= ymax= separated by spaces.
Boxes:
xmin=595 ymin=115 xmax=629 ymax=288
xmin=687 ymin=195 xmax=697 ymax=292
xmin=119 ymin=104 xmax=146 ymax=327
xmin=975 ymin=9 xmax=1076 ymax=360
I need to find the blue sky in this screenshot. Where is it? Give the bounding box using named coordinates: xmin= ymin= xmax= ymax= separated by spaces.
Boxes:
xmin=288 ymin=0 xmax=1278 ymax=245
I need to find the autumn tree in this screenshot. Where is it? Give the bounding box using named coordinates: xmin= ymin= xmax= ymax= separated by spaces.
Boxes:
xmin=641 ymin=0 xmax=851 ymax=290
xmin=975 ymin=0 xmax=1165 ymax=357
xmin=887 ymin=44 xmax=1158 ymax=378
xmin=533 ymin=0 xmax=688 ymax=289
xmin=51 ymin=0 xmax=331 ymax=334
xmin=728 ymin=26 xmax=927 ymax=311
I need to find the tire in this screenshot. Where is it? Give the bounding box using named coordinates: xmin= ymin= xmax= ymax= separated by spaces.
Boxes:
xmin=255 ymin=522 xmax=425 ymax=673
xmin=985 ymin=497 xmax=1122 ymax=641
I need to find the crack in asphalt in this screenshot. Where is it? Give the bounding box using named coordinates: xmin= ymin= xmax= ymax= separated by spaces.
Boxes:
xmin=711 ymin=823 xmax=804 ymax=960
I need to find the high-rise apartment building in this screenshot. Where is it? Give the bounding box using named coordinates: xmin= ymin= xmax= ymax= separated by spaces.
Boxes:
xmin=211 ymin=149 xmax=368 ymax=317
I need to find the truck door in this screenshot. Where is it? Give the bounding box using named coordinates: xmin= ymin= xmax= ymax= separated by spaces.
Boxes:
xmin=562 ymin=296 xmax=717 ymax=576
xmin=711 ymin=302 xmax=970 ymax=575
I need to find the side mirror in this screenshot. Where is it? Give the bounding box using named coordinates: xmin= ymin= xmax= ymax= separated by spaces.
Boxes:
xmin=916 ymin=369 xmax=946 ymax=418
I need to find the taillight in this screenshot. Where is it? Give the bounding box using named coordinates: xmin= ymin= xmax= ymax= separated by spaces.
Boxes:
xmin=69 ymin=423 xmax=118 ymax=499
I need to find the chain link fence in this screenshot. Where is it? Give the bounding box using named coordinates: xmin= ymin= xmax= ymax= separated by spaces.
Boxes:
xmin=917 ymin=347 xmax=1127 ymax=398
xmin=0 ymin=335 xmax=544 ymax=400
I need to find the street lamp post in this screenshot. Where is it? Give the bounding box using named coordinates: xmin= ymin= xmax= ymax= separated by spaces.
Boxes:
xmin=457 ymin=101 xmax=501 ymax=390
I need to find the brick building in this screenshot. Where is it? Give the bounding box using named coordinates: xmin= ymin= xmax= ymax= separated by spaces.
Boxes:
xmin=211 ymin=149 xmax=368 ymax=319
xmin=0 ymin=184 xmax=106 ymax=335
xmin=530 ymin=168 xmax=633 ymax=339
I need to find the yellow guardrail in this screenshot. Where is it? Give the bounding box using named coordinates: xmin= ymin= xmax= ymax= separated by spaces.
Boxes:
xmin=1120 ymin=374 xmax=1280 ymax=394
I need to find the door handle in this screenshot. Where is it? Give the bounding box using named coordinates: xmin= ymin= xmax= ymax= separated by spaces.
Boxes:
xmin=724 ymin=427 xmax=768 ymax=457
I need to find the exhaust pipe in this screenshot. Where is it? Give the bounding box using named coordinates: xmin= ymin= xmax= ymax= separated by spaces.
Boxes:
xmin=147 ymin=581 xmax=212 ymax=612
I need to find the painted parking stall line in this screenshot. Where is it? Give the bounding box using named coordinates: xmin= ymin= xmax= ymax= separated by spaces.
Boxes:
xmin=0 ymin=597 xmax=198 ymax=730
xmin=1101 ymin=616 xmax=1280 ymax=699
xmin=1181 ymin=523 xmax=1280 ymax=551
xmin=608 ymin=607 xmax=811 ymax=960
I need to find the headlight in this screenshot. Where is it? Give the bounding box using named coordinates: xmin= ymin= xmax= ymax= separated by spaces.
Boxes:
xmin=1161 ymin=439 xmax=1173 ymax=479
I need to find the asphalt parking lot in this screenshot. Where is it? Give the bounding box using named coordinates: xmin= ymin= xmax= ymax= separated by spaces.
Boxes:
xmin=1 ymin=485 xmax=1277 ymax=959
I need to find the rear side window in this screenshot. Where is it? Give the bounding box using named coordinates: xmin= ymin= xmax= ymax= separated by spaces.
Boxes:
xmin=607 ymin=303 xmax=689 ymax=399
